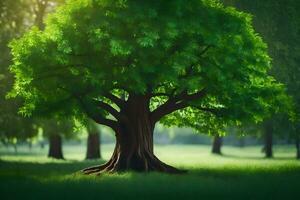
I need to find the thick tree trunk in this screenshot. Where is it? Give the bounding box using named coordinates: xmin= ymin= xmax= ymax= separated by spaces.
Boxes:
xmin=296 ymin=137 xmax=300 ymax=160
xmin=211 ymin=135 xmax=222 ymax=155
xmin=86 ymin=133 xmax=101 ymax=159
xmin=82 ymin=95 xmax=185 ymax=175
xmin=263 ymin=122 xmax=273 ymax=158
xmin=48 ymin=134 xmax=64 ymax=159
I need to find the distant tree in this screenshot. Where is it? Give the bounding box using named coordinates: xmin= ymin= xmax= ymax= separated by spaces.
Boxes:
xmin=224 ymin=0 xmax=300 ymax=159
xmin=39 ymin=119 xmax=74 ymax=159
xmin=85 ymin=119 xmax=101 ymax=159
xmin=0 ymin=0 xmax=70 ymax=153
xmin=9 ymin=0 xmax=290 ymax=173
xmin=0 ymin=0 xmax=39 ymax=148
xmin=262 ymin=119 xmax=273 ymax=158
xmin=211 ymin=135 xmax=223 ymax=155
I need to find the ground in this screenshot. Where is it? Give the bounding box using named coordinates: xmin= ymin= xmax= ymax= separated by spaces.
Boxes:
xmin=0 ymin=144 xmax=299 ymax=200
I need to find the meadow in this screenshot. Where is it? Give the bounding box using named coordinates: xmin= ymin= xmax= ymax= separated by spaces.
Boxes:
xmin=0 ymin=144 xmax=300 ymax=200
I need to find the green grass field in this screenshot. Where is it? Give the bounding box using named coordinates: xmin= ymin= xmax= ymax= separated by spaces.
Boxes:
xmin=1 ymin=144 xmax=300 ymax=200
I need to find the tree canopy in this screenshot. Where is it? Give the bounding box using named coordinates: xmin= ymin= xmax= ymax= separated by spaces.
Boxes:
xmin=10 ymin=0 xmax=290 ymax=131
xmin=1 ymin=0 xmax=70 ymax=145
xmin=223 ymin=0 xmax=299 ymax=144
xmin=0 ymin=0 xmax=38 ymax=145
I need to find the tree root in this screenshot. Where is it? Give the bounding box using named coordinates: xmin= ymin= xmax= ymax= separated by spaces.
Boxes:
xmin=81 ymin=155 xmax=187 ymax=175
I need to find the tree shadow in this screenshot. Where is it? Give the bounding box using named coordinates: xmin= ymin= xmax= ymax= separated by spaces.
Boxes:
xmin=0 ymin=159 xmax=107 ymax=176
xmin=0 ymin=159 xmax=300 ymax=200
xmin=221 ymin=153 xmax=298 ymax=160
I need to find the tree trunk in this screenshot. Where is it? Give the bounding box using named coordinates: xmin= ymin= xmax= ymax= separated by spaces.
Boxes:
xmin=48 ymin=134 xmax=64 ymax=159
xmin=82 ymin=95 xmax=185 ymax=175
xmin=263 ymin=122 xmax=273 ymax=158
xmin=296 ymin=137 xmax=300 ymax=160
xmin=28 ymin=141 xmax=32 ymax=151
xmin=86 ymin=133 xmax=101 ymax=159
xmin=212 ymin=135 xmax=222 ymax=155
xmin=13 ymin=144 xmax=18 ymax=154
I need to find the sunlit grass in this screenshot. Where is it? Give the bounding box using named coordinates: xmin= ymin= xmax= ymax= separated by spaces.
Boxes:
xmin=0 ymin=144 xmax=299 ymax=200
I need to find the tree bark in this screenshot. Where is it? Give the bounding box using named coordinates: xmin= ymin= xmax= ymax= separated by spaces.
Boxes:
xmin=296 ymin=137 xmax=300 ymax=160
xmin=82 ymin=95 xmax=185 ymax=175
xmin=86 ymin=133 xmax=101 ymax=159
xmin=48 ymin=134 xmax=64 ymax=159
xmin=263 ymin=122 xmax=273 ymax=158
xmin=211 ymin=135 xmax=222 ymax=155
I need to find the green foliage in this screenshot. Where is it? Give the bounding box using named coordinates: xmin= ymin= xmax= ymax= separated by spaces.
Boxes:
xmin=9 ymin=0 xmax=290 ymax=134
xmin=223 ymin=0 xmax=300 ymax=140
xmin=0 ymin=0 xmax=38 ymax=144
xmin=38 ymin=118 xmax=76 ymax=139
xmin=0 ymin=0 xmax=68 ymax=143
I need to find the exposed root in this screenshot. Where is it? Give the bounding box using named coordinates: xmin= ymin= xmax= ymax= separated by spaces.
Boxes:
xmin=81 ymin=155 xmax=187 ymax=175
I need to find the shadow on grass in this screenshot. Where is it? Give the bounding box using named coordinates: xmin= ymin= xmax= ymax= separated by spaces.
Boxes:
xmin=0 ymin=159 xmax=300 ymax=200
xmin=221 ymin=153 xmax=298 ymax=160
xmin=0 ymin=159 xmax=106 ymax=176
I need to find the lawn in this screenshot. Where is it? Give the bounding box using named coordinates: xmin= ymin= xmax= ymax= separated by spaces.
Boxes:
xmin=0 ymin=144 xmax=299 ymax=200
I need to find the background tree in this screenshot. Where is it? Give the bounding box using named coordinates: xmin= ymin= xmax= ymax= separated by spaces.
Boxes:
xmin=211 ymin=135 xmax=223 ymax=155
xmin=0 ymin=0 xmax=38 ymax=149
xmin=0 ymin=0 xmax=73 ymax=152
xmin=9 ymin=0 xmax=290 ymax=174
xmin=39 ymin=119 xmax=74 ymax=159
xmin=224 ymin=0 xmax=300 ymax=159
xmin=85 ymin=119 xmax=101 ymax=159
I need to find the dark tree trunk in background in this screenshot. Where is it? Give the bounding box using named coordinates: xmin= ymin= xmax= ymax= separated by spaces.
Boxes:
xmin=86 ymin=133 xmax=101 ymax=159
xmin=263 ymin=122 xmax=273 ymax=158
xmin=48 ymin=135 xmax=64 ymax=159
xmin=28 ymin=141 xmax=32 ymax=151
xmin=83 ymin=95 xmax=185 ymax=175
xmin=296 ymin=137 xmax=300 ymax=160
xmin=40 ymin=142 xmax=45 ymax=149
xmin=13 ymin=144 xmax=18 ymax=154
xmin=212 ymin=135 xmax=223 ymax=155
xmin=34 ymin=0 xmax=48 ymax=30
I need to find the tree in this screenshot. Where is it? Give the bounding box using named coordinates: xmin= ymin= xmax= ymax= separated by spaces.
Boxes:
xmin=262 ymin=119 xmax=273 ymax=158
xmin=224 ymin=0 xmax=300 ymax=159
xmin=85 ymin=119 xmax=101 ymax=159
xmin=40 ymin=119 xmax=74 ymax=159
xmin=211 ymin=135 xmax=223 ymax=155
xmin=9 ymin=0 xmax=290 ymax=174
xmin=0 ymin=0 xmax=39 ymax=148
xmin=0 ymin=0 xmax=71 ymax=153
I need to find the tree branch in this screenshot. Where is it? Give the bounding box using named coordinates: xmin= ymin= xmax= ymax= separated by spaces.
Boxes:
xmin=93 ymin=99 xmax=123 ymax=121
xmin=104 ymin=93 xmax=126 ymax=108
xmin=190 ymin=105 xmax=224 ymax=116
xmin=150 ymin=93 xmax=170 ymax=98
xmin=77 ymin=97 xmax=119 ymax=131
xmin=151 ymin=89 xmax=207 ymax=123
xmin=199 ymin=45 xmax=212 ymax=56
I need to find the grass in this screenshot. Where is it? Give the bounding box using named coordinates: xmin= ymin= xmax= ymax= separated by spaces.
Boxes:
xmin=0 ymin=144 xmax=300 ymax=200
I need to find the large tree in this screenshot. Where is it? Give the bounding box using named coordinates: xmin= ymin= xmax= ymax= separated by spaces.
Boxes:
xmin=9 ymin=0 xmax=290 ymax=173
